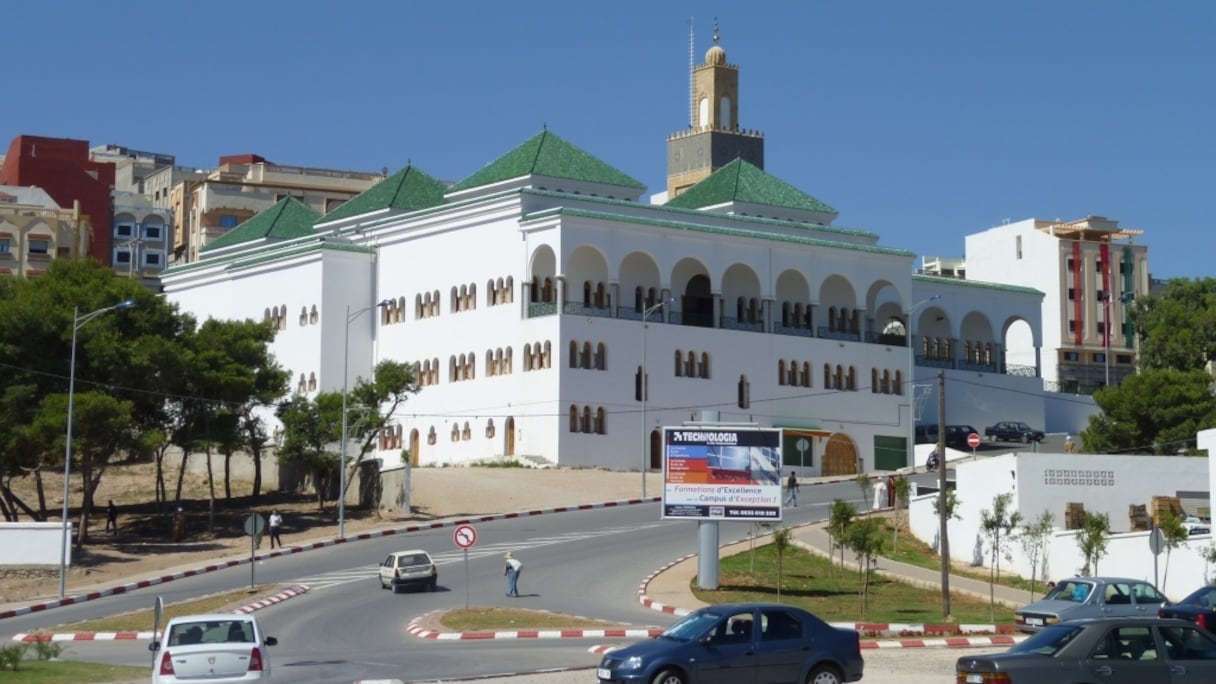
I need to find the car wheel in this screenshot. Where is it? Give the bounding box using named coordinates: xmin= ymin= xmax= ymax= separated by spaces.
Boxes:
xmin=807 ymin=664 xmax=843 ymax=684
xmin=428 ymin=578 xmax=437 ymax=592
xmin=650 ymin=668 xmax=687 ymax=684
xmin=1021 ymin=434 xmax=1029 ymax=443
xmin=391 ymin=583 xmax=401 ymax=594
xmin=380 ymin=578 xmax=388 ymax=590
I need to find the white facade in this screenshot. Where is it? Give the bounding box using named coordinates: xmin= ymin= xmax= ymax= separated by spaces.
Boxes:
xmin=966 ymin=216 xmax=1149 ymax=391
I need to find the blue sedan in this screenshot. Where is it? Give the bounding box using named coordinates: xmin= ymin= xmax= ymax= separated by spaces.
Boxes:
xmin=596 ymin=602 xmax=863 ymax=684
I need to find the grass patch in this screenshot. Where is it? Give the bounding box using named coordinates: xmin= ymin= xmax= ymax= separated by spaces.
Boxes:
xmin=695 ymin=543 xmax=1018 ymax=625
xmin=0 ymin=660 xmax=147 ymax=683
xmin=51 ymin=586 xmax=283 ymax=633
xmin=440 ymin=607 xmax=622 ymax=631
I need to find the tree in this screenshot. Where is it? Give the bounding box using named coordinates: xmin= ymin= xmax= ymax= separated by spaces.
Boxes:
xmin=276 ymin=393 xmax=344 ymax=508
xmin=1201 ymin=543 xmax=1216 ymax=584
xmin=854 ymin=473 xmax=871 ymax=508
xmin=1133 ymin=277 xmax=1216 ymax=372
xmin=1075 ymin=511 xmax=1111 ymax=575
xmin=1018 ymin=510 xmax=1055 ymax=600
xmin=980 ymin=493 xmax=1023 ymax=620
xmin=1081 ymin=368 xmax=1216 ymax=455
xmin=771 ymin=526 xmax=793 ymax=603
xmin=843 ymin=517 xmax=886 ymax=617
xmin=827 ymin=499 xmax=857 ymax=579
xmin=337 ymin=360 xmax=418 ymax=503
xmin=890 ymin=475 xmax=912 ymax=552
xmin=1156 ymin=511 xmax=1189 ymax=589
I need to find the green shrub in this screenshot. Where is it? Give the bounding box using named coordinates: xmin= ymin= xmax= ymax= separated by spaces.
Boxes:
xmin=32 ymin=635 xmax=62 ymax=660
xmin=0 ymin=642 xmax=26 ymax=670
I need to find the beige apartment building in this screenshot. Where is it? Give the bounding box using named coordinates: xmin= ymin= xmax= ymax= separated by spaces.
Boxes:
xmin=168 ymin=154 xmax=384 ymax=264
xmin=0 ymin=186 xmax=90 ymax=277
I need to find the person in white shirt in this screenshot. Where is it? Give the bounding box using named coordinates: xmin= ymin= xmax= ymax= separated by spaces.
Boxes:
xmin=268 ymin=510 xmax=283 ymax=549
xmin=504 ymin=551 xmax=522 ymax=597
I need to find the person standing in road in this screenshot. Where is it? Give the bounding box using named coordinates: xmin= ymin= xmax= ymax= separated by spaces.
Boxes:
xmin=504 ymin=551 xmax=522 ymax=597
xmin=105 ymin=500 xmax=118 ymax=535
xmin=268 ymin=510 xmax=283 ymax=549
xmin=784 ymin=471 xmax=799 ymax=507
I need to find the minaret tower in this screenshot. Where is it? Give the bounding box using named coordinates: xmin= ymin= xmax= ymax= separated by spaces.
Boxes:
xmin=665 ymin=19 xmax=765 ymax=198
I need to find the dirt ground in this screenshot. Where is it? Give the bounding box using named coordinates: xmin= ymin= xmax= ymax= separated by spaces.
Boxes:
xmin=0 ymin=463 xmax=663 ymax=606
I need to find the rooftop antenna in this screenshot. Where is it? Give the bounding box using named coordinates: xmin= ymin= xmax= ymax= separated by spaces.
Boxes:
xmin=688 ymin=16 xmax=695 ymax=127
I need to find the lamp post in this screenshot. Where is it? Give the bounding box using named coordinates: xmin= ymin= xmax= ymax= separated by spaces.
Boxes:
xmin=640 ymin=298 xmax=674 ymax=499
xmin=60 ymin=298 xmax=136 ymax=598
xmin=905 ymin=295 xmax=941 ymax=468
xmin=339 ymin=300 xmax=391 ymax=538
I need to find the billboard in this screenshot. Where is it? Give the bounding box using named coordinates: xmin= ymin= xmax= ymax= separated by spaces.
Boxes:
xmin=662 ymin=427 xmax=783 ymax=521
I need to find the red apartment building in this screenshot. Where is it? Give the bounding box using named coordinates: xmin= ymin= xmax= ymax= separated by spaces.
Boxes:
xmin=0 ymin=135 xmax=116 ymax=265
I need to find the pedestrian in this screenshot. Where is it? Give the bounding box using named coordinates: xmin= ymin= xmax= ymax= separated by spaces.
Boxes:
xmin=172 ymin=507 xmax=187 ymax=543
xmin=784 ymin=471 xmax=799 ymax=507
xmin=268 ymin=509 xmax=283 ymax=549
xmin=886 ymin=475 xmax=896 ymax=508
xmin=1064 ymin=434 xmax=1077 ymax=454
xmin=105 ymin=500 xmax=118 ymax=535
xmin=504 ymin=551 xmax=522 ymax=597
xmin=872 ymin=477 xmax=887 ymax=511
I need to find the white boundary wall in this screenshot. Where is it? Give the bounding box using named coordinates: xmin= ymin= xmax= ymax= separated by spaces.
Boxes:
xmin=910 ymin=438 xmax=1216 ymax=599
xmin=0 ymin=523 xmax=71 ymax=566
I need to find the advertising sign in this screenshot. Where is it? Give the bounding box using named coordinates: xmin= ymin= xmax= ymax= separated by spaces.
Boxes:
xmin=662 ymin=427 xmax=783 ymax=521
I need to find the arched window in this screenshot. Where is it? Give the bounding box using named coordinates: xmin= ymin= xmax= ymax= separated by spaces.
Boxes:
xmin=308 ymin=372 xmax=317 ymax=391
xmin=634 ymin=286 xmax=645 ymax=312
xmin=504 ymin=347 xmax=513 ymax=373
xmin=636 ymin=365 xmax=646 ymax=401
xmin=847 ymin=366 xmax=856 ymax=391
xmin=487 ymin=350 xmax=496 ymax=376
xmin=882 ymin=369 xmax=892 ymax=394
xmin=596 ymin=343 xmax=607 ymax=370
xmin=543 ymin=341 xmax=552 ymax=368
xmin=461 ymin=422 xmax=471 ymax=441
xmin=685 ymin=350 xmax=695 ymax=377
xmin=834 ymin=365 xmax=844 ymax=390
xmin=495 ymin=348 xmax=504 ymax=375
xmin=542 ymin=278 xmax=554 ymax=303
xmin=823 ymin=364 xmax=833 ymax=390
xmin=700 ymin=352 xmax=710 ymax=379
xmin=450 ymin=286 xmax=459 ymax=311
xmin=595 ymin=283 xmax=607 ymax=309
xmin=468 ymin=284 xmax=476 ymax=309
xmin=523 ymin=344 xmax=533 ymax=371
xmin=778 ymin=360 xmax=787 ymax=386
xmin=297 ymin=373 xmax=306 ymax=393
xmin=415 ymin=294 xmax=424 ymax=319
xmin=569 ymin=340 xmax=579 ymax=368
xmin=674 ymin=350 xmax=683 ymax=377
xmin=737 ymin=375 xmax=750 ymax=409
xmin=800 ymin=362 xmax=811 ymax=387
xmin=583 ymin=281 xmax=593 ymax=307
xmin=595 ymin=407 xmax=606 ymax=434
xmin=787 ymin=360 xmax=798 ymax=385
xmin=427 ymin=426 xmax=437 ymax=445
xmin=485 ymin=419 xmax=496 ymax=439
xmin=467 ymin=352 xmax=475 ymax=379
xmin=300 ymin=306 xmax=309 ymax=326
xmin=871 ymin=368 xmax=879 ymax=393
xmin=449 ymin=356 xmax=458 ymax=382
xmin=506 ymin=276 xmax=514 ymax=302
xmin=894 ymin=369 xmax=904 ymax=396
xmin=828 ymin=306 xmax=838 ymax=332
xmin=736 ymin=297 xmax=746 ymax=320
xmin=488 ymin=279 xmax=497 ymax=305
xmin=581 ymin=406 xmax=592 ymax=433
xmin=581 ymin=342 xmax=592 ymax=369
xmin=431 ymin=290 xmax=440 ymax=315
xmin=451 ymin=424 xmax=460 ymax=442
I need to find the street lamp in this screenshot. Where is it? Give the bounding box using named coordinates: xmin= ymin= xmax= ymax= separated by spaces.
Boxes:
xmin=60 ymin=298 xmax=136 ymax=598
xmin=905 ymin=295 xmax=941 ymax=468
xmin=339 ymin=300 xmax=392 ymax=538
xmin=640 ymin=297 xmax=675 ymax=499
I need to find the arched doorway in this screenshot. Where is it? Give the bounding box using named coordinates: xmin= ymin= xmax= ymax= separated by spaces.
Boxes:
xmin=682 ymin=274 xmax=714 ymax=328
xmin=649 ymin=428 xmax=662 ymax=470
xmin=408 ymin=429 xmax=420 ymax=466
xmin=822 ymin=433 xmax=859 ymax=476
xmin=504 ymin=417 xmax=516 ymax=457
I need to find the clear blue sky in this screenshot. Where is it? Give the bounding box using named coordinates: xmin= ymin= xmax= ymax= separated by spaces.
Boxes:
xmin=10 ymin=1 xmax=1213 ymax=279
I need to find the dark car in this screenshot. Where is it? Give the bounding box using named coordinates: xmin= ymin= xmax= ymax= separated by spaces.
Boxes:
xmin=957 ymin=616 xmax=1216 ymax=684
xmin=1159 ymin=585 xmax=1216 ymax=631
xmin=596 ymin=603 xmax=863 ymax=684
xmin=984 ymin=421 xmax=1046 ymax=443
xmin=1014 ymin=577 xmax=1167 ymax=633
xmin=915 ymin=424 xmax=981 ymax=450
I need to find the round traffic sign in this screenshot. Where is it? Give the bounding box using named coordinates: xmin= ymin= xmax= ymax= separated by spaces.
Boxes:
xmin=453 ymin=524 xmax=478 ymax=549
xmin=244 ymin=514 xmax=266 ymax=536
xmin=967 ymin=432 xmax=982 ymax=449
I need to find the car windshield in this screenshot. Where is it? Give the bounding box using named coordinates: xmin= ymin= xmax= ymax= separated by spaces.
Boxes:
xmin=1044 ymin=580 xmax=1093 ymax=603
xmin=1008 ymin=624 xmax=1083 ymax=656
xmin=399 ymin=554 xmax=430 ymax=565
xmin=660 ymin=611 xmax=721 ymax=641
xmin=167 ymin=619 xmax=253 ymax=645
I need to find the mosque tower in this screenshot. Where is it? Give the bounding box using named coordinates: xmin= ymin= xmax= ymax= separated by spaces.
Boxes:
xmin=665 ymin=19 xmax=765 ymax=198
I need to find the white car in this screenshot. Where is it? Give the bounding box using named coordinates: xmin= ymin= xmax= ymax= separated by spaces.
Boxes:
xmin=149 ymin=613 xmax=277 ymax=683
xmin=379 ymin=549 xmax=438 ymax=593
xmin=1182 ymin=514 xmax=1211 ymax=536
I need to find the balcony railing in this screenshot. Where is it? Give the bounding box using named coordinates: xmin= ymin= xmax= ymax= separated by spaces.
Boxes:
xmin=526 ymin=301 xmax=557 ymax=318
xmin=720 ymin=316 xmax=763 ymax=332
xmin=562 ymin=302 xmax=613 ymax=318
xmin=773 ymin=322 xmax=814 ymax=338
xmin=817 ymin=327 xmax=860 ymax=342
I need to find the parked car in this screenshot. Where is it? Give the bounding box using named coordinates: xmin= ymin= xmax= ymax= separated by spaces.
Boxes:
xmin=984 ymin=421 xmax=1046 ymax=443
xmin=957 ymin=616 xmax=1216 ymax=684
xmin=379 ymin=549 xmax=438 ymax=593
xmin=595 ymin=602 xmax=863 ymax=684
xmin=915 ymin=424 xmax=981 ymax=450
xmin=1181 ymin=513 xmax=1211 ymax=537
xmin=1159 ymin=585 xmax=1216 ymax=631
xmin=1014 ymin=577 xmax=1167 ymax=633
xmin=149 ymin=613 xmax=276 ymax=683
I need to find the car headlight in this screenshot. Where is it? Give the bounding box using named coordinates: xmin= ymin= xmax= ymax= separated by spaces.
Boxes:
xmin=620 ymin=656 xmax=644 ymax=671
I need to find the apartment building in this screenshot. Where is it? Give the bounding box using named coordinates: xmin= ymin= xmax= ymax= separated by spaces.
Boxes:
xmin=0 ymin=186 xmax=90 ymax=277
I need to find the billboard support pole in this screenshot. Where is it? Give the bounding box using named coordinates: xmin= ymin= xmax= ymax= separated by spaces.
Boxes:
xmin=697 ymin=521 xmax=720 ymax=590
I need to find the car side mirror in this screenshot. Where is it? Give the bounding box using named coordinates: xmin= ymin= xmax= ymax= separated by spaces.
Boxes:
xmin=264 ymin=636 xmax=278 ymax=647
xmin=148 ymin=641 xmax=160 ymax=652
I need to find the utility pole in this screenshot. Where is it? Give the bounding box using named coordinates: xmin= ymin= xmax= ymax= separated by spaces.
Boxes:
xmin=937 ymin=369 xmax=951 ymax=618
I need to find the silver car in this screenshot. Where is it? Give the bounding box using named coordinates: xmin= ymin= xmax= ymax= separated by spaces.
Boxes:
xmin=1015 ymin=577 xmax=1167 ymax=633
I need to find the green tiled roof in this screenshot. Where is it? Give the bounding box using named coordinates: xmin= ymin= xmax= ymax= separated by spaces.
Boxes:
xmin=320 ymin=165 xmax=446 ymax=222
xmin=202 ymin=197 xmax=321 ymax=252
xmin=665 ymin=158 xmax=837 ymax=216
xmin=448 ymin=129 xmax=644 ymax=193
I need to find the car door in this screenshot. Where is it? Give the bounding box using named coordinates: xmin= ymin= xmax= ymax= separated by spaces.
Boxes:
xmin=379 ymin=555 xmax=396 ymax=585
xmin=1101 ymin=582 xmax=1140 ymax=618
xmin=1131 ymin=582 xmax=1167 ymax=614
xmin=1084 ymin=625 xmax=1169 ymax=684
xmin=755 ymin=608 xmax=808 ymax=683
xmin=1158 ymin=623 xmax=1216 ymax=683
xmin=695 ymin=608 xmax=758 ymax=684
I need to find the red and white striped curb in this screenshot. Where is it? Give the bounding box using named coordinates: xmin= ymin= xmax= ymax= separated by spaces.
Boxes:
xmin=10 ymin=585 xmax=310 ymax=642
xmin=636 ymin=554 xmax=695 ymax=616
xmin=406 ymin=611 xmax=663 ymax=641
xmin=0 ymin=497 xmax=660 ymax=621
xmin=588 ymin=634 xmax=1026 ymax=654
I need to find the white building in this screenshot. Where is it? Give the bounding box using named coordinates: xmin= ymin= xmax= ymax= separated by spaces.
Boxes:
xmin=162 ymin=36 xmax=1060 ymax=477
xmin=965 ymin=215 xmax=1150 ymax=391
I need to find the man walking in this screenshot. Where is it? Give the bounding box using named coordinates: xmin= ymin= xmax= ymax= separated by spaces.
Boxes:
xmin=504 ymin=551 xmax=522 ymax=597
xmin=784 ymin=471 xmax=799 ymax=507
xmin=105 ymin=500 xmax=118 ymax=535
xmin=268 ymin=510 xmax=283 ymax=549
